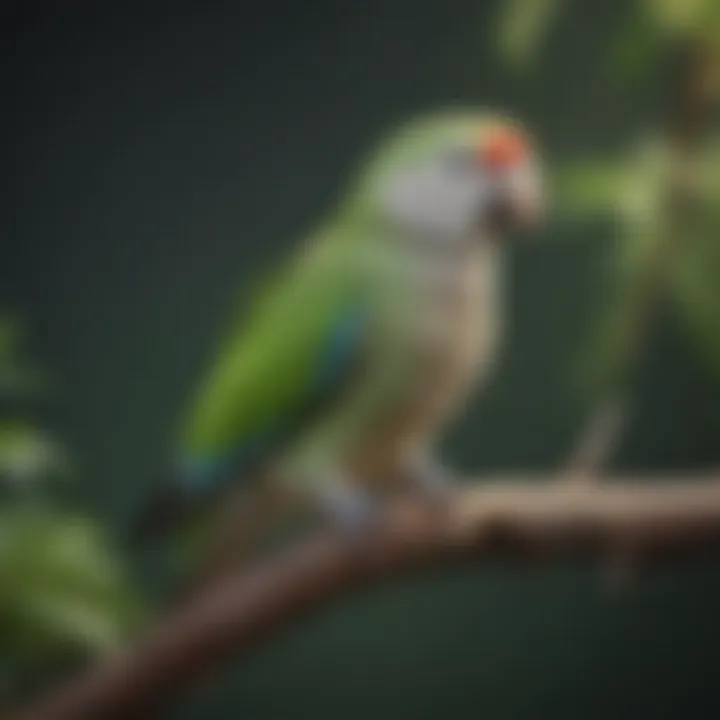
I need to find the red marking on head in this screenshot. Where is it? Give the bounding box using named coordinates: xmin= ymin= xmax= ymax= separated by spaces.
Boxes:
xmin=479 ymin=126 xmax=530 ymax=172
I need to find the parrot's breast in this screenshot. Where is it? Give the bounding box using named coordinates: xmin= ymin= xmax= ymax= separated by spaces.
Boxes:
xmin=404 ymin=240 xmax=502 ymax=413
xmin=355 ymin=237 xmax=504 ymax=476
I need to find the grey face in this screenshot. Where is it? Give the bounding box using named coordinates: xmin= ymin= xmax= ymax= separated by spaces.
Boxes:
xmin=381 ymin=148 xmax=541 ymax=240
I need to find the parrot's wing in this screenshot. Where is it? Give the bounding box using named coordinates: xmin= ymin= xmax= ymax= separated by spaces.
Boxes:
xmin=178 ymin=235 xmax=367 ymax=490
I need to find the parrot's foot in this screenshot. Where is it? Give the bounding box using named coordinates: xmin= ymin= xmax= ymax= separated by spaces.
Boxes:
xmin=406 ymin=456 xmax=458 ymax=509
xmin=318 ymin=482 xmax=380 ymax=541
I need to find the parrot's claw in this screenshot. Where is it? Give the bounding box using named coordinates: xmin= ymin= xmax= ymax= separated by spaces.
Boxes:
xmin=319 ymin=483 xmax=380 ymax=540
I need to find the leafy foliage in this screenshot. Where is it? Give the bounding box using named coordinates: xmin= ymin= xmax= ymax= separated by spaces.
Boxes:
xmin=500 ymin=0 xmax=720 ymax=386
xmin=668 ymin=141 xmax=720 ymax=373
xmin=497 ymin=0 xmax=565 ymax=68
xmin=556 ymin=135 xmax=720 ymax=384
xmin=499 ymin=0 xmax=720 ymax=73
xmin=0 ymin=316 xmax=143 ymax=704
xmin=0 ymin=423 xmax=68 ymax=489
xmin=0 ymin=508 xmax=142 ymax=659
xmin=644 ymin=0 xmax=720 ymax=36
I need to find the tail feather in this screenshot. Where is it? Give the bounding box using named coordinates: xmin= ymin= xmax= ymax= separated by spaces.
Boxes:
xmin=181 ymin=480 xmax=306 ymax=598
xmin=132 ymin=479 xmax=216 ymax=545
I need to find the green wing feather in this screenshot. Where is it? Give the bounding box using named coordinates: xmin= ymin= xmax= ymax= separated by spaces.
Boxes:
xmin=180 ymin=225 xmax=364 ymax=465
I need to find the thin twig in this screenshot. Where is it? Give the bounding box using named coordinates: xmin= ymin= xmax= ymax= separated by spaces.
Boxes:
xmin=565 ymin=42 xmax=718 ymax=484
xmin=562 ymin=393 xmax=628 ymax=480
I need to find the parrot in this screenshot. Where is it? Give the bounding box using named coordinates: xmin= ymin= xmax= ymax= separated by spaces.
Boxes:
xmin=135 ymin=109 xmax=544 ymax=586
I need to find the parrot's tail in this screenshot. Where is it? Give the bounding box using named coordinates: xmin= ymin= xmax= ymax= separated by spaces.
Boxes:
xmin=131 ymin=478 xmax=217 ymax=546
xmin=179 ymin=479 xmax=308 ymax=601
xmin=132 ymin=471 xmax=308 ymax=603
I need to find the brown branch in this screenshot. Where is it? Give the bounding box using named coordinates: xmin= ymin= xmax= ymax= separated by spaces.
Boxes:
xmin=13 ymin=474 xmax=720 ymax=720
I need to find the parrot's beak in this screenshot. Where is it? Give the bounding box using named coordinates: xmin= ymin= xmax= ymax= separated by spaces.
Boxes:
xmin=483 ymin=192 xmax=542 ymax=236
xmin=484 ymin=163 xmax=544 ymax=237
xmin=511 ymin=185 xmax=544 ymax=232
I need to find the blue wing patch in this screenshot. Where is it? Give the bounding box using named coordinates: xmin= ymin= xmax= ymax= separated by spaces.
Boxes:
xmin=314 ymin=304 xmax=367 ymax=392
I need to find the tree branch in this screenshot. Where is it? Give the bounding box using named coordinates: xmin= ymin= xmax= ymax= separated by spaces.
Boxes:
xmin=13 ymin=474 xmax=720 ymax=720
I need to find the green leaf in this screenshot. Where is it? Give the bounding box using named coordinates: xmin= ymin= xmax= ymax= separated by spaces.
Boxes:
xmin=577 ymin=137 xmax=675 ymax=389
xmin=554 ymin=140 xmax=669 ymax=229
xmin=668 ymin=203 xmax=720 ymax=377
xmin=644 ymin=0 xmax=718 ymax=35
xmin=0 ymin=423 xmax=69 ymax=488
xmin=553 ymin=160 xmax=629 ymax=220
xmin=691 ymin=134 xmax=720 ymax=200
xmin=610 ymin=7 xmax=666 ymax=83
xmin=497 ymin=0 xmax=565 ymax=69
xmin=0 ymin=508 xmax=144 ymax=664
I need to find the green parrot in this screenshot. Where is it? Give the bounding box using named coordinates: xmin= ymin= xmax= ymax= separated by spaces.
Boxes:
xmin=136 ymin=109 xmax=543 ymax=581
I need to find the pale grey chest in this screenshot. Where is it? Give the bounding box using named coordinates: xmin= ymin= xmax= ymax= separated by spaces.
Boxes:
xmin=389 ymin=240 xmax=502 ymax=378
xmin=372 ymin=239 xmax=504 ymax=449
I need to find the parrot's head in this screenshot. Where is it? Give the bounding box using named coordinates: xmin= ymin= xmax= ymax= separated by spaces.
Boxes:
xmin=356 ymin=111 xmax=543 ymax=242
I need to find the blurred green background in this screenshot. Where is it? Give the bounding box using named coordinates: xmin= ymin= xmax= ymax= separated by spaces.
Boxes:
xmin=2 ymin=0 xmax=720 ymax=717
